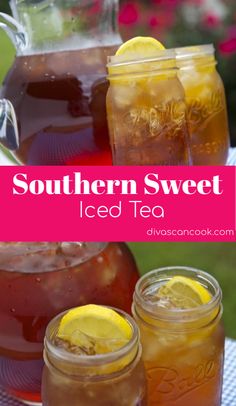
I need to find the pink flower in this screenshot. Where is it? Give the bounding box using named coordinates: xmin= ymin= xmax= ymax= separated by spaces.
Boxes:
xmin=119 ymin=2 xmax=139 ymax=25
xmin=148 ymin=10 xmax=175 ymax=29
xmin=149 ymin=16 xmax=159 ymax=28
xmin=219 ymin=38 xmax=236 ymax=55
xmin=202 ymin=13 xmax=221 ymax=28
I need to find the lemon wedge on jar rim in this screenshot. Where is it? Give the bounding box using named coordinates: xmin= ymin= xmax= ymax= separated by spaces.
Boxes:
xmin=107 ymin=36 xmax=166 ymax=77
xmin=115 ymin=36 xmax=165 ymax=58
xmin=57 ymin=304 xmax=132 ymax=355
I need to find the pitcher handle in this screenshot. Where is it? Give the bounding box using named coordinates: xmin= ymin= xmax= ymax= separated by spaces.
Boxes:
xmin=0 ymin=12 xmax=28 ymax=51
xmin=0 ymin=99 xmax=19 ymax=151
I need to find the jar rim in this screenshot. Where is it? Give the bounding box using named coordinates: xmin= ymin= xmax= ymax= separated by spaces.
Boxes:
xmin=175 ymin=44 xmax=215 ymax=60
xmin=133 ymin=266 xmax=222 ymax=324
xmin=45 ymin=306 xmax=139 ymax=368
xmin=107 ymin=49 xmax=176 ymax=69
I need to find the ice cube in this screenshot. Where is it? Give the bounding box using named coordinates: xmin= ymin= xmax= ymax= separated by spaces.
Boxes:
xmin=113 ymin=82 xmax=142 ymax=109
xmin=55 ymin=332 xmax=96 ymax=356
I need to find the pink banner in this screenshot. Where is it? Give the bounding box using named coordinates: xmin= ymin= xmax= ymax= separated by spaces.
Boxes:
xmin=0 ymin=166 xmax=235 ymax=241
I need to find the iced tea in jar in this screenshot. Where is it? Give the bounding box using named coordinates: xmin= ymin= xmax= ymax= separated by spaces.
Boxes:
xmin=176 ymin=45 xmax=230 ymax=165
xmin=0 ymin=242 xmax=139 ymax=404
xmin=132 ymin=267 xmax=225 ymax=406
xmin=106 ymin=38 xmax=191 ymax=165
xmin=42 ymin=305 xmax=147 ymax=405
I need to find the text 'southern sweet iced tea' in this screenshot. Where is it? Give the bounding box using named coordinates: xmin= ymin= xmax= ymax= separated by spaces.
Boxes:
xmin=176 ymin=45 xmax=230 ymax=165
xmin=132 ymin=267 xmax=225 ymax=406
xmin=1 ymin=46 xmax=117 ymax=165
xmin=42 ymin=307 xmax=147 ymax=406
xmin=0 ymin=243 xmax=139 ymax=404
xmin=107 ymin=50 xmax=191 ymax=165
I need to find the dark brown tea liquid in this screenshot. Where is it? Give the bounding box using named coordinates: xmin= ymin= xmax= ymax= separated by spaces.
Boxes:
xmin=1 ymin=46 xmax=118 ymax=165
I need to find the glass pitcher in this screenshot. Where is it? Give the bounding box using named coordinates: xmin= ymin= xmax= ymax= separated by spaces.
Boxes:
xmin=0 ymin=0 xmax=122 ymax=165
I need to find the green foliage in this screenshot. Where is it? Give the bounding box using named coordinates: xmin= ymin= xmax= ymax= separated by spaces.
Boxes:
xmin=0 ymin=0 xmax=11 ymax=14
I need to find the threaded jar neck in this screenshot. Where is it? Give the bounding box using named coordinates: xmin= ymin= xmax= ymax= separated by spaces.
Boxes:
xmin=175 ymin=44 xmax=216 ymax=69
xmin=107 ymin=50 xmax=178 ymax=80
xmin=44 ymin=307 xmax=140 ymax=380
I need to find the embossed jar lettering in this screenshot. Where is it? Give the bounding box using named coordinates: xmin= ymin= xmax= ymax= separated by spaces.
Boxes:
xmin=147 ymin=358 xmax=219 ymax=403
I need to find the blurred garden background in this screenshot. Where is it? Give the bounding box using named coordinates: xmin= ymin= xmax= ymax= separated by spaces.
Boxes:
xmin=1 ymin=0 xmax=236 ymax=145
xmin=129 ymin=242 xmax=236 ymax=338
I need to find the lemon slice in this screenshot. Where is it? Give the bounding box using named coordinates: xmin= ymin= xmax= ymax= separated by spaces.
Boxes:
xmin=115 ymin=36 xmax=165 ymax=59
xmin=108 ymin=36 xmax=165 ymax=74
xmin=159 ymin=276 xmax=212 ymax=308
xmin=57 ymin=305 xmax=132 ymax=354
xmin=107 ymin=36 xmax=170 ymax=95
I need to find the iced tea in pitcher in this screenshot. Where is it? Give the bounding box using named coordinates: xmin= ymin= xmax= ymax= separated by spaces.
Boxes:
xmin=132 ymin=267 xmax=225 ymax=406
xmin=0 ymin=0 xmax=121 ymax=165
xmin=0 ymin=242 xmax=139 ymax=404
xmin=2 ymin=47 xmax=116 ymax=165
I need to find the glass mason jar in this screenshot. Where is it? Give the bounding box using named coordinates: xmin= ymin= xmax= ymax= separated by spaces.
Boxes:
xmin=106 ymin=50 xmax=191 ymax=165
xmin=0 ymin=0 xmax=122 ymax=165
xmin=176 ymin=44 xmax=230 ymax=165
xmin=42 ymin=307 xmax=147 ymax=406
xmin=0 ymin=242 xmax=139 ymax=404
xmin=132 ymin=267 xmax=225 ymax=406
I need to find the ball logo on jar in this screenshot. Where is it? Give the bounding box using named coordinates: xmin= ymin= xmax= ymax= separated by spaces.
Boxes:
xmin=192 ymin=139 xmax=229 ymax=156
xmin=147 ymin=359 xmax=220 ymax=402
xmin=123 ymin=101 xmax=186 ymax=139
xmin=186 ymin=90 xmax=224 ymax=134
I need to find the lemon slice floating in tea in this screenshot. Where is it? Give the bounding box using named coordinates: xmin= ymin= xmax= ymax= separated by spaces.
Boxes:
xmin=57 ymin=304 xmax=132 ymax=355
xmin=157 ymin=276 xmax=219 ymax=342
xmin=158 ymin=275 xmax=212 ymax=308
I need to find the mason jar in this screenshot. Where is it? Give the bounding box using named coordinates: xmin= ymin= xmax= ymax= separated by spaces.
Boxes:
xmin=132 ymin=266 xmax=225 ymax=406
xmin=107 ymin=50 xmax=191 ymax=165
xmin=42 ymin=307 xmax=147 ymax=406
xmin=176 ymin=44 xmax=230 ymax=165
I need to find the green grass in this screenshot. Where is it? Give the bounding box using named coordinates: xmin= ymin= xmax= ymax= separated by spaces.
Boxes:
xmin=128 ymin=242 xmax=236 ymax=339
xmin=0 ymin=31 xmax=15 ymax=82
xmin=0 ymin=31 xmax=16 ymax=160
